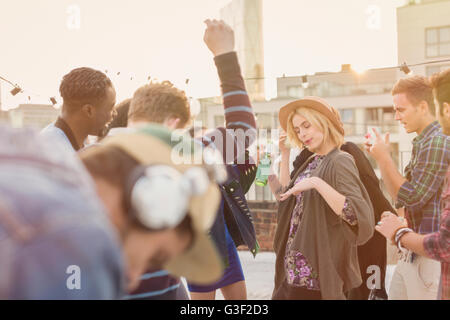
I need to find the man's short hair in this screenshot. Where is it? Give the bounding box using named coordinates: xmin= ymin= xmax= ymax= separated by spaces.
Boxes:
xmin=430 ymin=68 xmax=450 ymax=116
xmin=110 ymin=99 xmax=131 ymax=129
xmin=128 ymin=81 xmax=191 ymax=128
xmin=60 ymin=67 xmax=113 ymax=109
xmin=391 ymin=75 xmax=436 ymax=115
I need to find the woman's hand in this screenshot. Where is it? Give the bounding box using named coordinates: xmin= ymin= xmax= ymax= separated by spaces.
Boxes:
xmin=204 ymin=19 xmax=235 ymax=57
xmin=279 ymin=178 xmax=315 ymax=201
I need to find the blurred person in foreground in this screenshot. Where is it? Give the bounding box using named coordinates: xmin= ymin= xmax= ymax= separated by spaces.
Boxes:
xmin=0 ymin=125 xmax=222 ymax=299
xmin=125 ymin=19 xmax=257 ymax=300
xmin=102 ymin=99 xmax=192 ymax=300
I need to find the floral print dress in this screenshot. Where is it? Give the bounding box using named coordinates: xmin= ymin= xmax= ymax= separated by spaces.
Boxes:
xmin=284 ymin=155 xmax=358 ymax=291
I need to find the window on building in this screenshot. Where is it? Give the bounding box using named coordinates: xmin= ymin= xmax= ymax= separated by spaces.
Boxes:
xmin=366 ymin=108 xmax=379 ymax=123
xmin=273 ymin=112 xmax=279 ymax=129
xmin=214 ymin=115 xmax=225 ymax=128
xmin=426 ymin=26 xmax=450 ymax=58
xmin=255 ymin=113 xmax=273 ymax=129
xmin=426 ymin=64 xmax=450 ymax=77
xmin=287 ymin=86 xmax=303 ymax=98
xmin=340 ymin=109 xmax=355 ymax=136
xmin=382 ymin=107 xmax=397 ymax=133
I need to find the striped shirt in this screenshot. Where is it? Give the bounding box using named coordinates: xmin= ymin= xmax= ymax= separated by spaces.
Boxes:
xmin=127 ymin=52 xmax=255 ymax=300
xmin=124 ymin=270 xmax=184 ymax=300
xmin=197 ymin=52 xmax=256 ymax=165
xmin=396 ymin=121 xmax=450 ymax=234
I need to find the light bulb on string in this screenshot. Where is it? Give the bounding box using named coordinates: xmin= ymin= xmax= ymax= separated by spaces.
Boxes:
xmin=301 ymin=75 xmax=309 ymax=89
xmin=400 ymin=62 xmax=412 ymax=75
xmin=10 ymin=86 xmax=22 ymax=96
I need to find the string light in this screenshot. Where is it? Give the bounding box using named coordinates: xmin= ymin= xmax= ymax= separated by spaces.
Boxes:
xmin=301 ymin=75 xmax=309 ymax=89
xmin=10 ymin=87 xmax=22 ymax=96
xmin=242 ymin=57 xmax=450 ymax=81
xmin=0 ymin=57 xmax=449 ymax=108
xmin=400 ymin=62 xmax=412 ymax=75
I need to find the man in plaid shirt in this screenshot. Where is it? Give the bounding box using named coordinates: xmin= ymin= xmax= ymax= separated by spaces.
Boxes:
xmin=376 ymin=68 xmax=450 ymax=300
xmin=366 ymin=75 xmax=449 ymax=299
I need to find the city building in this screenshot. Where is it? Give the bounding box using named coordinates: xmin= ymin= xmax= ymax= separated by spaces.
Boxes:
xmin=195 ymin=0 xmax=450 ymax=251
xmin=220 ymin=0 xmax=265 ymax=101
xmin=8 ymin=104 xmax=59 ymax=129
xmin=204 ymin=65 xmax=403 ymax=201
xmin=277 ymin=66 xmax=406 ymax=172
xmin=398 ymin=0 xmax=450 ymax=77
xmin=0 ymin=110 xmax=9 ymax=125
xmin=396 ymin=0 xmax=450 ymax=168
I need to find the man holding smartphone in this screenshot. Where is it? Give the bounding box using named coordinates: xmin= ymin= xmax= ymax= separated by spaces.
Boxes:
xmin=365 ymin=75 xmax=449 ymax=300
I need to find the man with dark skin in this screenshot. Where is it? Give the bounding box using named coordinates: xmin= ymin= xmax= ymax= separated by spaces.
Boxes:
xmin=41 ymin=67 xmax=117 ymax=151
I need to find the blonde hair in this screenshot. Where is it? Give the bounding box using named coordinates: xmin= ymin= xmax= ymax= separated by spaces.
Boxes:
xmin=286 ymin=107 xmax=344 ymax=149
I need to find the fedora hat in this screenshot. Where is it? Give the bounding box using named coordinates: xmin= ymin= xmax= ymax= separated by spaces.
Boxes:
xmin=279 ymin=96 xmax=344 ymax=136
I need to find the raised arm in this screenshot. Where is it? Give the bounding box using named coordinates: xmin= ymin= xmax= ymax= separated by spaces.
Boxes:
xmin=365 ymin=130 xmax=406 ymax=201
xmin=199 ymin=19 xmax=256 ymax=164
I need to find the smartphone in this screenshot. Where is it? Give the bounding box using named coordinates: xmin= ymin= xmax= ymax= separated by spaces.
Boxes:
xmin=365 ymin=126 xmax=381 ymax=146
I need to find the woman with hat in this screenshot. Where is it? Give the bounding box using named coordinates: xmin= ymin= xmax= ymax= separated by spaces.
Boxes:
xmin=270 ymin=96 xmax=375 ymax=300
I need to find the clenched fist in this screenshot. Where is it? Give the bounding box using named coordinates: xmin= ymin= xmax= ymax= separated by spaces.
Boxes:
xmin=203 ymin=19 xmax=235 ymax=57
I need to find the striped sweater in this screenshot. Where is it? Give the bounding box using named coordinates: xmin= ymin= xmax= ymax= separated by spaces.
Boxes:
xmin=198 ymin=52 xmax=257 ymax=165
xmin=126 ymin=51 xmax=256 ymax=300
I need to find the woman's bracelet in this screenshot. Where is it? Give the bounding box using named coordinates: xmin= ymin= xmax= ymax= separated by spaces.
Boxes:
xmin=394 ymin=227 xmax=414 ymax=253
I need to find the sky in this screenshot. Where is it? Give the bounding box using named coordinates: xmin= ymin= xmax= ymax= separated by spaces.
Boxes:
xmin=0 ymin=0 xmax=406 ymax=110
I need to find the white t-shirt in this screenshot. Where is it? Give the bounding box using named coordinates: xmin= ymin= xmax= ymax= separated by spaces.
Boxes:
xmin=40 ymin=123 xmax=75 ymax=153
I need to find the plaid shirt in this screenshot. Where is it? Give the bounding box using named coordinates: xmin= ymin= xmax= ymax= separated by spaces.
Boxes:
xmin=423 ymin=169 xmax=450 ymax=300
xmin=396 ymin=121 xmax=450 ymax=234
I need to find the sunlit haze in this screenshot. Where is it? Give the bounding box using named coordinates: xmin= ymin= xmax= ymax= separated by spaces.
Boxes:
xmin=0 ymin=0 xmax=406 ymax=110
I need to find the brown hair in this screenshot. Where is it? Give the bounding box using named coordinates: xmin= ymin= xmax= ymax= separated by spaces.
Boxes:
xmin=128 ymin=81 xmax=191 ymax=128
xmin=391 ymin=75 xmax=435 ymax=115
xmin=80 ymin=145 xmax=139 ymax=211
xmin=429 ymin=68 xmax=450 ymax=116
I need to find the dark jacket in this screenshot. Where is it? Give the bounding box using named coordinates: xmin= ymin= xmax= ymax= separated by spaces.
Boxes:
xmin=291 ymin=142 xmax=393 ymax=299
xmin=274 ymin=148 xmax=375 ymax=300
xmin=210 ymin=153 xmax=259 ymax=264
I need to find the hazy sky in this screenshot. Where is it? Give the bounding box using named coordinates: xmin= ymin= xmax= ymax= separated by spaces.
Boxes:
xmin=0 ymin=0 xmax=406 ymax=110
